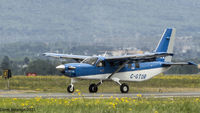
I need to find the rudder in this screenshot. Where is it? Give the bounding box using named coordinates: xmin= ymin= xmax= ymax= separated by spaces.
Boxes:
xmin=155 ymin=28 xmax=176 ymax=62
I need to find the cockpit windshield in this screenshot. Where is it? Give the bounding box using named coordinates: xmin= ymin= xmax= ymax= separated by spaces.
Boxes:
xmin=81 ymin=57 xmax=98 ymax=65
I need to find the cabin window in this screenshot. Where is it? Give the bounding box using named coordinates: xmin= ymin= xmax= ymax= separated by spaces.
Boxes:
xmin=128 ymin=64 xmax=132 ymax=68
xmin=81 ymin=57 xmax=98 ymax=65
xmin=97 ymin=61 xmax=105 ymax=67
xmin=135 ymin=63 xmax=140 ymax=68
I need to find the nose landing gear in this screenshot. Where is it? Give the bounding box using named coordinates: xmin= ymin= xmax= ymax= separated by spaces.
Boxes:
xmin=67 ymin=78 xmax=76 ymax=93
xmin=67 ymin=84 xmax=74 ymax=93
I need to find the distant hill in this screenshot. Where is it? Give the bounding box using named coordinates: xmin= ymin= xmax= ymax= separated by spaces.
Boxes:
xmin=0 ymin=0 xmax=200 ymax=59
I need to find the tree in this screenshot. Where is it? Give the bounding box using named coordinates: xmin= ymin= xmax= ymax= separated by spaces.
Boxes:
xmin=26 ymin=59 xmax=59 ymax=75
xmin=1 ymin=56 xmax=10 ymax=69
xmin=24 ymin=57 xmax=30 ymax=64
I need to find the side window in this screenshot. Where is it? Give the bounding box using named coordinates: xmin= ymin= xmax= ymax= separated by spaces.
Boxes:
xmin=135 ymin=63 xmax=140 ymax=68
xmin=97 ymin=61 xmax=105 ymax=67
xmin=128 ymin=64 xmax=132 ymax=68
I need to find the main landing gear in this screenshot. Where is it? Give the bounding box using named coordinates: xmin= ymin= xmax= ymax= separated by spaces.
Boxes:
xmin=67 ymin=84 xmax=74 ymax=93
xmin=88 ymin=80 xmax=129 ymax=93
xmin=89 ymin=83 xmax=98 ymax=93
xmin=89 ymin=80 xmax=102 ymax=93
xmin=112 ymin=77 xmax=129 ymax=93
xmin=120 ymin=83 xmax=129 ymax=93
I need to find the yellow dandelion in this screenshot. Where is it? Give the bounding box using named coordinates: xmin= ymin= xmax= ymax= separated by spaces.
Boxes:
xmin=21 ymin=103 xmax=25 ymax=107
xmin=115 ymin=97 xmax=119 ymax=101
xmin=64 ymin=101 xmax=68 ymax=104
xmin=137 ymin=94 xmax=142 ymax=98
xmin=129 ymin=108 xmax=132 ymax=111
xmin=25 ymin=103 xmax=28 ymax=106
xmin=12 ymin=98 xmax=17 ymax=100
xmin=121 ymin=98 xmax=125 ymax=102
xmin=109 ymin=102 xmax=113 ymax=105
xmin=35 ymin=97 xmax=41 ymax=102
xmin=75 ymin=89 xmax=80 ymax=92
xmin=36 ymin=98 xmax=40 ymax=102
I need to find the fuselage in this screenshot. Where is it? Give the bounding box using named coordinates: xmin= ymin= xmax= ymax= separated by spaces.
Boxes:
xmin=61 ymin=57 xmax=171 ymax=82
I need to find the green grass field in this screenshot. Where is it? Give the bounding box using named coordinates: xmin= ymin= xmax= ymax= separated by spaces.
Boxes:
xmin=1 ymin=74 xmax=200 ymax=93
xmin=1 ymin=75 xmax=200 ymax=113
xmin=0 ymin=96 xmax=200 ymax=113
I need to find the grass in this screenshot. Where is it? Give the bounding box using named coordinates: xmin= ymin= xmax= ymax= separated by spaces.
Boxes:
xmin=0 ymin=95 xmax=200 ymax=113
xmin=1 ymin=75 xmax=200 ymax=113
xmin=0 ymin=74 xmax=200 ymax=93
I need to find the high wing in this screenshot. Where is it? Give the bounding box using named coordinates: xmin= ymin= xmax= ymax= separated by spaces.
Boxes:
xmin=43 ymin=53 xmax=89 ymax=62
xmin=105 ymin=52 xmax=173 ymax=65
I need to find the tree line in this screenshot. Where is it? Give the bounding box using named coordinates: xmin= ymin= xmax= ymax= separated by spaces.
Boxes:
xmin=0 ymin=56 xmax=60 ymax=75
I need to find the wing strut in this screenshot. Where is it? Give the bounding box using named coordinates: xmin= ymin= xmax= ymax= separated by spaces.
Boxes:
xmin=107 ymin=60 xmax=129 ymax=79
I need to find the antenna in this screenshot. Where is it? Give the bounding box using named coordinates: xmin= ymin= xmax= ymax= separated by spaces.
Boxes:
xmin=124 ymin=49 xmax=128 ymax=55
xmin=103 ymin=51 xmax=107 ymax=57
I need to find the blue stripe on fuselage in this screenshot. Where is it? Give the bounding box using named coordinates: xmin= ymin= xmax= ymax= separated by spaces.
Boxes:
xmin=64 ymin=61 xmax=168 ymax=77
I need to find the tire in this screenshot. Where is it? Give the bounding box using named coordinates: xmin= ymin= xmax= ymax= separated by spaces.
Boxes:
xmin=89 ymin=83 xmax=98 ymax=93
xmin=67 ymin=85 xmax=74 ymax=93
xmin=120 ymin=83 xmax=129 ymax=93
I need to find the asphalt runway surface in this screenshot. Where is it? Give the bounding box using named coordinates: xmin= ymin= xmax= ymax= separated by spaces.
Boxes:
xmin=1 ymin=90 xmax=200 ymax=98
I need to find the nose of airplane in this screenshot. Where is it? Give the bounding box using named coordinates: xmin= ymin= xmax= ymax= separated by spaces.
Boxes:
xmin=56 ymin=65 xmax=65 ymax=71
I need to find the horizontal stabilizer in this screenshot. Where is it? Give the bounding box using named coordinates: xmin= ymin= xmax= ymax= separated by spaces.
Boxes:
xmin=162 ymin=62 xmax=197 ymax=67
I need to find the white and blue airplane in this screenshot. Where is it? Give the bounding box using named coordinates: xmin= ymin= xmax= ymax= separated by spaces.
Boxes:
xmin=44 ymin=28 xmax=195 ymax=93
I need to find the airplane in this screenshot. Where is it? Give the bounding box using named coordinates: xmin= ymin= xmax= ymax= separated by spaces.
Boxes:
xmin=43 ymin=28 xmax=196 ymax=93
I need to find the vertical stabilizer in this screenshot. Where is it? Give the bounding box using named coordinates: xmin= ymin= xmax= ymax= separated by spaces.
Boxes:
xmin=155 ymin=28 xmax=176 ymax=62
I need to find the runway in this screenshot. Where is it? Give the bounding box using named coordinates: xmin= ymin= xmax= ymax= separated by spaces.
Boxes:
xmin=1 ymin=91 xmax=200 ymax=98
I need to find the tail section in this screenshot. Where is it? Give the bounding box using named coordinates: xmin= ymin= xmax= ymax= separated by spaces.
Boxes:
xmin=155 ymin=28 xmax=176 ymax=62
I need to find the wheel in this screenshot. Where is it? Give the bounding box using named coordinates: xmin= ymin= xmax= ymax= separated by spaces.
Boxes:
xmin=89 ymin=83 xmax=98 ymax=93
xmin=120 ymin=83 xmax=129 ymax=93
xmin=67 ymin=85 xmax=74 ymax=93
